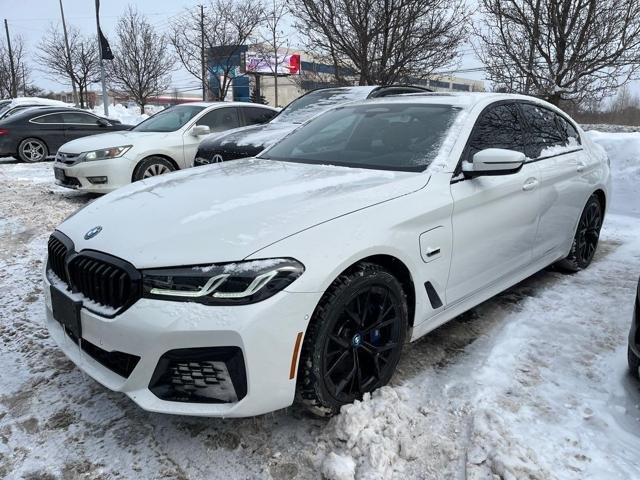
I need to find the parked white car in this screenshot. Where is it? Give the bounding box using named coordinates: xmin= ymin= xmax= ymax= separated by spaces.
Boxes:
xmin=52 ymin=102 xmax=278 ymax=193
xmin=43 ymin=93 xmax=610 ymax=417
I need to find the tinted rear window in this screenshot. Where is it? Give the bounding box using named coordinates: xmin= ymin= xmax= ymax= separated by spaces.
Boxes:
xmin=274 ymin=88 xmax=371 ymax=124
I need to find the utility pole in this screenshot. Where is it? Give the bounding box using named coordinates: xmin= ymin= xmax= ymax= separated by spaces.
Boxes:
xmin=3 ymin=19 xmax=17 ymax=98
xmin=58 ymin=0 xmax=79 ymax=106
xmin=22 ymin=64 xmax=26 ymax=96
xmin=200 ymin=4 xmax=206 ymax=101
xmin=94 ymin=0 xmax=109 ymax=116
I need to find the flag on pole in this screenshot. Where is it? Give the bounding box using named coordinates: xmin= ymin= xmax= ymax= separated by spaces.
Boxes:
xmin=99 ymin=28 xmax=114 ymax=60
xmin=96 ymin=0 xmax=114 ymax=60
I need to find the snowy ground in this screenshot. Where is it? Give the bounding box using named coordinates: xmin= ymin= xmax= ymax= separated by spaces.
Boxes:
xmin=0 ymin=132 xmax=639 ymax=479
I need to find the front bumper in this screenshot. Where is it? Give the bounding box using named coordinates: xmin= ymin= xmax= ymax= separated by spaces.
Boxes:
xmin=52 ymin=156 xmax=136 ymax=193
xmin=44 ymin=276 xmax=320 ymax=417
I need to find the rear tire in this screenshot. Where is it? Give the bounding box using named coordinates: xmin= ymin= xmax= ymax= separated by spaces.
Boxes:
xmin=556 ymin=194 xmax=603 ymax=272
xmin=296 ymin=263 xmax=407 ymax=416
xmin=17 ymin=138 xmax=48 ymax=163
xmin=132 ymin=156 xmax=176 ymax=182
xmin=628 ymin=346 xmax=640 ymax=379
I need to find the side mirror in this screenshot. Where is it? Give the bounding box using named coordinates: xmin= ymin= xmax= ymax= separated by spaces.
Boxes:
xmin=97 ymin=118 xmax=111 ymax=127
xmin=462 ymin=148 xmax=525 ymax=177
xmin=191 ymin=125 xmax=211 ymax=137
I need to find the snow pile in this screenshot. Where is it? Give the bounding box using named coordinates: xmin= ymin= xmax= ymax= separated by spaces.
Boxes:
xmin=322 ymin=387 xmax=430 ymax=479
xmin=587 ymin=130 xmax=640 ymax=217
xmin=581 ymin=124 xmax=640 ymax=133
xmin=322 ymin=452 xmax=356 ymax=480
xmin=89 ymin=103 xmax=164 ymax=126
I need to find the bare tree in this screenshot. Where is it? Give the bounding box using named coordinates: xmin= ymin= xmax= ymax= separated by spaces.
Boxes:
xmin=476 ymin=0 xmax=640 ymax=106
xmin=37 ymin=26 xmax=100 ymax=108
xmin=255 ymin=0 xmax=290 ymax=106
xmin=291 ymin=0 xmax=470 ymax=85
xmin=169 ymin=0 xmax=264 ymax=101
xmin=0 ymin=35 xmax=29 ymax=98
xmin=108 ymin=7 xmax=175 ymax=113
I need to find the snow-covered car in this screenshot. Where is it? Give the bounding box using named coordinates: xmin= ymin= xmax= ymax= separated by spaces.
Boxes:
xmin=52 ymin=102 xmax=278 ymax=193
xmin=193 ymin=85 xmax=430 ymax=166
xmin=43 ymin=93 xmax=610 ymax=417
xmin=628 ymin=278 xmax=640 ymax=377
xmin=0 ymin=97 xmax=69 ymax=120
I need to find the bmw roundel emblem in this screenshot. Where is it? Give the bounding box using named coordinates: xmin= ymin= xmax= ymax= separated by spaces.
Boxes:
xmin=84 ymin=226 xmax=102 ymax=240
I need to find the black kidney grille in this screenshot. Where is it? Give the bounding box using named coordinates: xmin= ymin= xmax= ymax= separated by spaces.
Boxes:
xmin=68 ymin=255 xmax=134 ymax=309
xmin=47 ymin=235 xmax=69 ymax=282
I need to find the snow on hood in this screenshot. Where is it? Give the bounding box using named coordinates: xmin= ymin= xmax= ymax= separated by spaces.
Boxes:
xmin=57 ymin=158 xmax=428 ymax=268
xmin=57 ymin=131 xmax=169 ymax=154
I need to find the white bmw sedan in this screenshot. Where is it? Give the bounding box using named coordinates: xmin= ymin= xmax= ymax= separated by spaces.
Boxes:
xmin=43 ymin=93 xmax=610 ymax=417
xmin=52 ymin=102 xmax=278 ymax=193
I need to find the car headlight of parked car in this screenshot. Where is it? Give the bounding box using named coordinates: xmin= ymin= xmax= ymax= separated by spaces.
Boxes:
xmin=82 ymin=145 xmax=132 ymax=161
xmin=142 ymin=258 xmax=304 ymax=305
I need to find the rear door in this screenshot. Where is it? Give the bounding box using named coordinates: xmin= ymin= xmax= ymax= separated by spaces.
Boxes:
xmin=518 ymin=102 xmax=587 ymax=259
xmin=29 ymin=113 xmax=67 ymax=152
xmin=447 ymin=102 xmax=542 ymax=304
xmin=62 ymin=112 xmax=106 ymax=141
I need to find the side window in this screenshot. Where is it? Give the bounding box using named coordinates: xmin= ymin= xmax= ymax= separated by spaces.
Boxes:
xmin=31 ymin=114 xmax=64 ymax=124
xmin=61 ymin=112 xmax=99 ymax=125
xmin=197 ymin=108 xmax=241 ymax=132
xmin=556 ymin=114 xmax=581 ymax=145
xmin=465 ymin=103 xmax=525 ymax=162
xmin=243 ymin=107 xmax=276 ymax=125
xmin=519 ymin=103 xmax=569 ymax=158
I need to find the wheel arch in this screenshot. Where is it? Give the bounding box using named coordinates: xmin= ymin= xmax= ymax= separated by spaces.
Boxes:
xmin=132 ymin=154 xmax=179 ymax=181
xmin=593 ymin=188 xmax=606 ymax=214
xmin=327 ymin=254 xmax=417 ymax=330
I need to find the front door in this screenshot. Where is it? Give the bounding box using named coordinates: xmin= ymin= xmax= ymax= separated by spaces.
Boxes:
xmin=447 ymin=102 xmax=541 ymax=304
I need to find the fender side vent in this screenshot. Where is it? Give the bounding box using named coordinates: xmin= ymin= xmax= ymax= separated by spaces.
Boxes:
xmin=424 ymin=282 xmax=443 ymax=309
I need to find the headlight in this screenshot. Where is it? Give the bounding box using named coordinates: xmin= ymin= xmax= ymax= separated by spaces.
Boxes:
xmin=142 ymin=258 xmax=304 ymax=305
xmin=82 ymin=145 xmax=132 ymax=161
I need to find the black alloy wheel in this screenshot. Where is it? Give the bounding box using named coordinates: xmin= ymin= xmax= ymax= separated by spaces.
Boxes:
xmin=297 ymin=263 xmax=407 ymax=416
xmin=557 ymin=194 xmax=603 ymax=272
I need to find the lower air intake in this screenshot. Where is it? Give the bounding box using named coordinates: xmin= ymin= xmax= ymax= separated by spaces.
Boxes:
xmin=149 ymin=347 xmax=247 ymax=403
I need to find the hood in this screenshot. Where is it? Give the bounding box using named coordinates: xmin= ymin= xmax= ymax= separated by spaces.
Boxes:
xmin=59 ymin=131 xmax=166 ymax=154
xmin=58 ymin=159 xmax=428 ymax=268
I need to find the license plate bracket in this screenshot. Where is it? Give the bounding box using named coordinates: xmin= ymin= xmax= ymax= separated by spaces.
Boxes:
xmin=50 ymin=286 xmax=82 ymax=339
xmin=54 ymin=167 xmax=66 ymax=181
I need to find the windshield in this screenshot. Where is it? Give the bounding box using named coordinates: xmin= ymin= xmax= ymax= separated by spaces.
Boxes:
xmin=261 ymin=103 xmax=460 ymax=172
xmin=132 ymin=105 xmax=205 ymax=132
xmin=273 ymin=88 xmax=372 ymax=125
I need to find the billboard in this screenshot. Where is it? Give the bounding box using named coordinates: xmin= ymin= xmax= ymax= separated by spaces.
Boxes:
xmin=245 ymin=53 xmax=301 ymax=75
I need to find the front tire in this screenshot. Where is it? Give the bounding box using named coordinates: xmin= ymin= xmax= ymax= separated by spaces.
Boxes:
xmin=296 ymin=263 xmax=408 ymax=416
xmin=556 ymin=194 xmax=603 ymax=272
xmin=132 ymin=156 xmax=176 ymax=182
xmin=17 ymin=138 xmax=48 ymax=163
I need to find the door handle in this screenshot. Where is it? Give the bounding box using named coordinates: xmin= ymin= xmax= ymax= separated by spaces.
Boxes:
xmin=576 ymin=161 xmax=586 ymax=172
xmin=522 ymin=178 xmax=539 ymax=191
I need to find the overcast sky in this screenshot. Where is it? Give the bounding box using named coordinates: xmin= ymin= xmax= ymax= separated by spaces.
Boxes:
xmin=0 ymin=0 xmax=492 ymax=95
xmin=13 ymin=0 xmax=637 ymax=101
